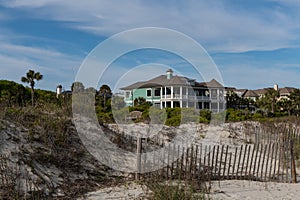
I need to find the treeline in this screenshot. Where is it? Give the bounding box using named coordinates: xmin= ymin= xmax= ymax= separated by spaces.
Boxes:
xmin=1 ymin=74 xmax=300 ymax=126
xmin=226 ymin=88 xmax=300 ymax=121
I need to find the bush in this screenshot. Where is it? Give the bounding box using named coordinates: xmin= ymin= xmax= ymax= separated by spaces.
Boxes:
xmin=199 ymin=116 xmax=209 ymax=124
xmin=166 ymin=107 xmax=182 ymax=118
xmin=146 ymin=180 xmax=207 ymax=200
xmin=226 ymin=108 xmax=245 ymax=122
xmin=199 ymin=109 xmax=211 ymax=122
xmin=252 ymin=112 xmax=264 ymax=120
xmin=165 ymin=115 xmax=181 ymax=127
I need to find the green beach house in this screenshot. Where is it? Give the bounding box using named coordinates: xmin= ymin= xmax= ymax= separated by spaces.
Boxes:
xmin=120 ymin=69 xmax=226 ymax=113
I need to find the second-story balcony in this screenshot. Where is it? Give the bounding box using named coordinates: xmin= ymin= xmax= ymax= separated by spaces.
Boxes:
xmin=161 ymin=94 xmax=211 ymax=101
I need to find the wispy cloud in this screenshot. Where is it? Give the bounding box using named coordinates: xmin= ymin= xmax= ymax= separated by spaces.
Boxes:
xmin=0 ymin=40 xmax=82 ymax=90
xmin=1 ymin=0 xmax=300 ymax=90
xmin=2 ymin=0 xmax=299 ymax=53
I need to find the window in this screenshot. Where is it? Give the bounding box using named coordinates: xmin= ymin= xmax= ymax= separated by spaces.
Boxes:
xmin=125 ymin=91 xmax=131 ymax=98
xmin=188 ymin=88 xmax=195 ymax=95
xmin=204 ymin=102 xmax=210 ymax=109
xmin=211 ymin=89 xmax=217 ymax=99
xmin=166 ymin=87 xmax=171 ymax=95
xmin=211 ymin=103 xmax=218 ymax=109
xmin=147 ymin=89 xmax=152 ymax=97
xmin=182 ymin=87 xmax=186 ymax=95
xmin=154 ymin=88 xmax=161 ymax=96
xmin=219 ymin=103 xmax=224 ymax=110
xmin=173 ymin=87 xmax=180 ymax=95
xmin=188 ymin=101 xmax=194 ymax=108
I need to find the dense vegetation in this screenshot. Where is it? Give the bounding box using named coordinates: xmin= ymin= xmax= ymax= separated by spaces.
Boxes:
xmin=2 ymin=78 xmax=300 ymax=127
xmin=226 ymin=89 xmax=300 ymax=122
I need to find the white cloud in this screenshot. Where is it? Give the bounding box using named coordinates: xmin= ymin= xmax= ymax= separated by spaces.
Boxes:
xmin=0 ymin=41 xmax=83 ymax=91
xmin=2 ymin=0 xmax=299 ymax=53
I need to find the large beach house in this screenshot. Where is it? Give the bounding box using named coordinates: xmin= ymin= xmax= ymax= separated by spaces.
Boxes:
xmin=120 ymin=69 xmax=226 ymax=112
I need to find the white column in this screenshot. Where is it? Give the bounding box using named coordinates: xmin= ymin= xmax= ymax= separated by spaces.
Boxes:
xmin=171 ymin=86 xmax=173 ymax=99
xmin=164 ymin=87 xmax=166 ymax=99
xmin=171 ymin=101 xmax=173 ymax=108
xmin=186 ymin=87 xmax=188 ymax=97
xmin=180 ymin=86 xmax=182 ymax=99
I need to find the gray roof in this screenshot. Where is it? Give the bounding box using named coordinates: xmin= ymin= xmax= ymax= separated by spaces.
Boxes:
xmin=205 ymin=79 xmax=224 ymax=88
xmin=243 ymin=90 xmax=259 ymax=98
xmin=120 ymin=75 xmax=224 ymax=90
xmin=279 ymin=87 xmax=296 ymax=95
xmin=253 ymin=88 xmax=272 ymax=95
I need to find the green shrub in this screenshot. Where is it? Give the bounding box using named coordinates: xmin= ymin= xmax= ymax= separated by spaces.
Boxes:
xmin=252 ymin=112 xmax=264 ymax=120
xmin=165 ymin=115 xmax=181 ymax=127
xmin=199 ymin=116 xmax=209 ymax=124
xmin=226 ymin=108 xmax=245 ymax=122
xmin=199 ymin=109 xmax=211 ymax=122
xmin=166 ymin=107 xmax=182 ymax=118
xmin=147 ymin=180 xmax=206 ymax=200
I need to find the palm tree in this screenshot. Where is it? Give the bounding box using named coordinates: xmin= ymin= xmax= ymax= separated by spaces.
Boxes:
xmin=256 ymin=89 xmax=279 ymax=114
xmin=21 ymin=69 xmax=43 ymax=106
xmin=99 ymin=84 xmax=112 ymax=110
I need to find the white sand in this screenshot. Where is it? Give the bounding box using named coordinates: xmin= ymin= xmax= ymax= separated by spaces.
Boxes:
xmin=209 ymin=180 xmax=300 ymax=200
xmin=84 ymin=122 xmax=300 ymax=199
xmin=78 ymin=182 xmax=151 ymax=200
xmin=79 ymin=180 xmax=300 ymax=200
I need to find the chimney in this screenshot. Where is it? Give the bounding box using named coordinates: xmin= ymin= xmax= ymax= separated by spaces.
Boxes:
xmin=166 ymin=69 xmax=173 ymax=80
xmin=274 ymin=84 xmax=278 ymax=91
xmin=56 ymin=85 xmax=62 ymax=98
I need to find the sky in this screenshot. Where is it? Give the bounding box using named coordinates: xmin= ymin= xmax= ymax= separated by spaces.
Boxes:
xmin=0 ymin=0 xmax=300 ymax=92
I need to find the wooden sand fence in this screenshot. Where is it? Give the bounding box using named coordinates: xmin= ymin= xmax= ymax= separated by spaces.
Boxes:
xmin=135 ymin=131 xmax=300 ymax=183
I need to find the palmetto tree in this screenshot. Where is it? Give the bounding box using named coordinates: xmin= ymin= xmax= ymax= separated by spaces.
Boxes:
xmin=99 ymin=84 xmax=112 ymax=110
xmin=256 ymin=89 xmax=279 ymax=114
xmin=21 ymin=69 xmax=43 ymax=106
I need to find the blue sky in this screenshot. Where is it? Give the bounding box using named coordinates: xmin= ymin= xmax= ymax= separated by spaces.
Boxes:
xmin=0 ymin=0 xmax=300 ymax=91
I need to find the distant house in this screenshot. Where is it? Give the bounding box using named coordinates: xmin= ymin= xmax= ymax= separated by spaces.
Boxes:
xmin=228 ymin=84 xmax=297 ymax=103
xmin=120 ymin=69 xmax=226 ymax=112
xmin=243 ymin=90 xmax=259 ymax=101
xmin=278 ymin=87 xmax=296 ymax=100
xmin=252 ymin=88 xmax=272 ymax=99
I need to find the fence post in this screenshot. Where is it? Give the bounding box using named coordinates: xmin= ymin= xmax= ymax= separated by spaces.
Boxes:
xmin=136 ymin=137 xmax=142 ymax=180
xmin=290 ymin=139 xmax=297 ymax=183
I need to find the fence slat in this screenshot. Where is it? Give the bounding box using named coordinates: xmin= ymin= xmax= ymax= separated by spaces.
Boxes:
xmin=245 ymin=145 xmax=251 ymax=178
xmin=236 ymin=145 xmax=243 ymax=179
xmin=232 ymin=147 xmax=238 ymax=179
xmin=241 ymin=144 xmax=248 ymax=178
xmin=222 ymin=145 xmax=227 ymax=178
xmin=217 ymin=145 xmax=223 ymax=179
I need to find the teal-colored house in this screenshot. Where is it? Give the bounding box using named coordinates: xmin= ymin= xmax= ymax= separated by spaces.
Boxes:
xmin=120 ymin=69 xmax=226 ymax=112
